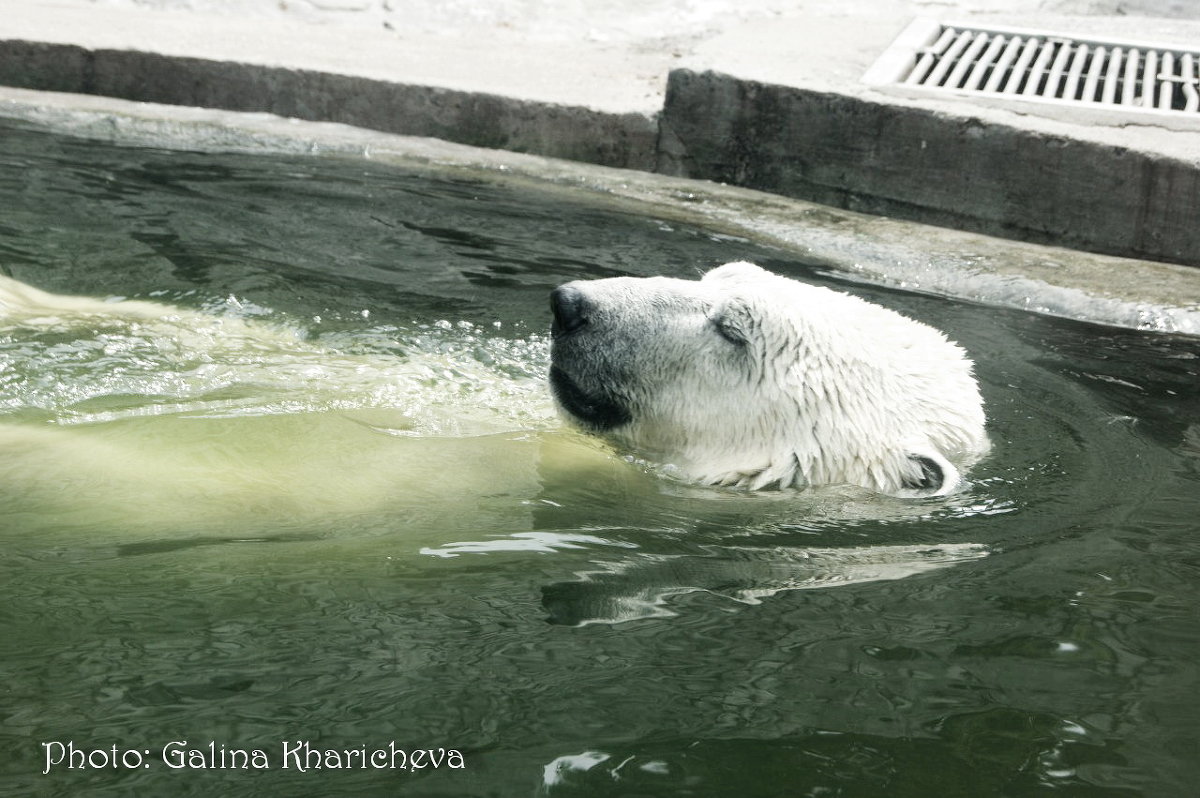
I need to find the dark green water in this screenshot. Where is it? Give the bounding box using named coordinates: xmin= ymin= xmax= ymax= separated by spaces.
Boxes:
xmin=1 ymin=121 xmax=1198 ymax=797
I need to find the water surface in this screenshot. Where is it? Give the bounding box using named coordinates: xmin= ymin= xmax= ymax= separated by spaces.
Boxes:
xmin=1 ymin=122 xmax=1198 ymax=797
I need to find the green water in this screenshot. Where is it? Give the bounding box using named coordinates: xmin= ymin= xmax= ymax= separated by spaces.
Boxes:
xmin=1 ymin=122 xmax=1198 ymax=797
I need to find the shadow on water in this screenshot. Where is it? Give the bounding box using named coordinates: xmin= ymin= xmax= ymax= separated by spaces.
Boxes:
xmin=116 ymin=533 xmax=325 ymax=558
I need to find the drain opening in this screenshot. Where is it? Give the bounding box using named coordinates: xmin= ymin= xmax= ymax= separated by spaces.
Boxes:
xmin=865 ymin=18 xmax=1200 ymax=123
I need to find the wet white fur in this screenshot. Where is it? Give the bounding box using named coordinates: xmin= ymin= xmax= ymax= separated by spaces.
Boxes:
xmin=556 ymin=262 xmax=988 ymax=495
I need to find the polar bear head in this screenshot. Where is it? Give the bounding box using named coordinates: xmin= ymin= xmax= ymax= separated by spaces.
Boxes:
xmin=549 ymin=262 xmax=988 ymax=496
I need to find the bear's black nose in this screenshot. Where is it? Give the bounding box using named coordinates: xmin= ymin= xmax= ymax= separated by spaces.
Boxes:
xmin=550 ymin=284 xmax=590 ymax=335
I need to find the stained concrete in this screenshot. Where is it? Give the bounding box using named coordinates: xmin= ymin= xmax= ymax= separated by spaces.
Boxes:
xmin=660 ymin=69 xmax=1200 ymax=266
xmin=0 ymin=1 xmax=670 ymax=169
xmin=655 ymin=7 xmax=1200 ymax=268
xmin=0 ymin=40 xmax=659 ymax=169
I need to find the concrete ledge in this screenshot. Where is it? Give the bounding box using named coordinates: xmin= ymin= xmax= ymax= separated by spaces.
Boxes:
xmin=660 ymin=68 xmax=1200 ymax=268
xmin=0 ymin=40 xmax=659 ymax=170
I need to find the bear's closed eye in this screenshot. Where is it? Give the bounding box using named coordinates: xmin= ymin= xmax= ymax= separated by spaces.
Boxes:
xmin=710 ymin=315 xmax=747 ymax=346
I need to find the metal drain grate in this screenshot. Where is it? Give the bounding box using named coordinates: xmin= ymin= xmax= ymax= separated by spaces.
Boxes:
xmin=865 ymin=18 xmax=1200 ymax=127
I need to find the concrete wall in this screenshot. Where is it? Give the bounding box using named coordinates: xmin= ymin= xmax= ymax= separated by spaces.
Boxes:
xmin=0 ymin=41 xmax=659 ymax=171
xmin=659 ymin=69 xmax=1200 ymax=269
xmin=1 ymin=36 xmax=1198 ymax=268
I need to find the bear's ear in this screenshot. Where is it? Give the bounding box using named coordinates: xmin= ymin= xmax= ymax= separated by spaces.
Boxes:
xmin=702 ymin=261 xmax=768 ymax=283
xmin=708 ymin=295 xmax=757 ymax=348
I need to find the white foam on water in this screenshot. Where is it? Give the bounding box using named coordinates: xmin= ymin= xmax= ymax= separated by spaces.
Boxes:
xmin=0 ymin=273 xmax=556 ymax=435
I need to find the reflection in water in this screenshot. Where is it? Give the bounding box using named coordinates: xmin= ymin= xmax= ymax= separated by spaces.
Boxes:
xmin=538 ymin=543 xmax=990 ymax=625
xmin=425 ymin=528 xmax=989 ymax=625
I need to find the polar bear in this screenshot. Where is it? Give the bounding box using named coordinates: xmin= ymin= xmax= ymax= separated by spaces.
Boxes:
xmin=548 ymin=262 xmax=988 ymax=496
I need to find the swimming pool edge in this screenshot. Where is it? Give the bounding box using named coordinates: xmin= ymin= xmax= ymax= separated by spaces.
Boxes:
xmin=1 ymin=85 xmax=1198 ymax=335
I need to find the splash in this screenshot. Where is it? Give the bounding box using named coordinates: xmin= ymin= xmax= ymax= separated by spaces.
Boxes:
xmin=0 ymin=274 xmax=556 ymax=435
